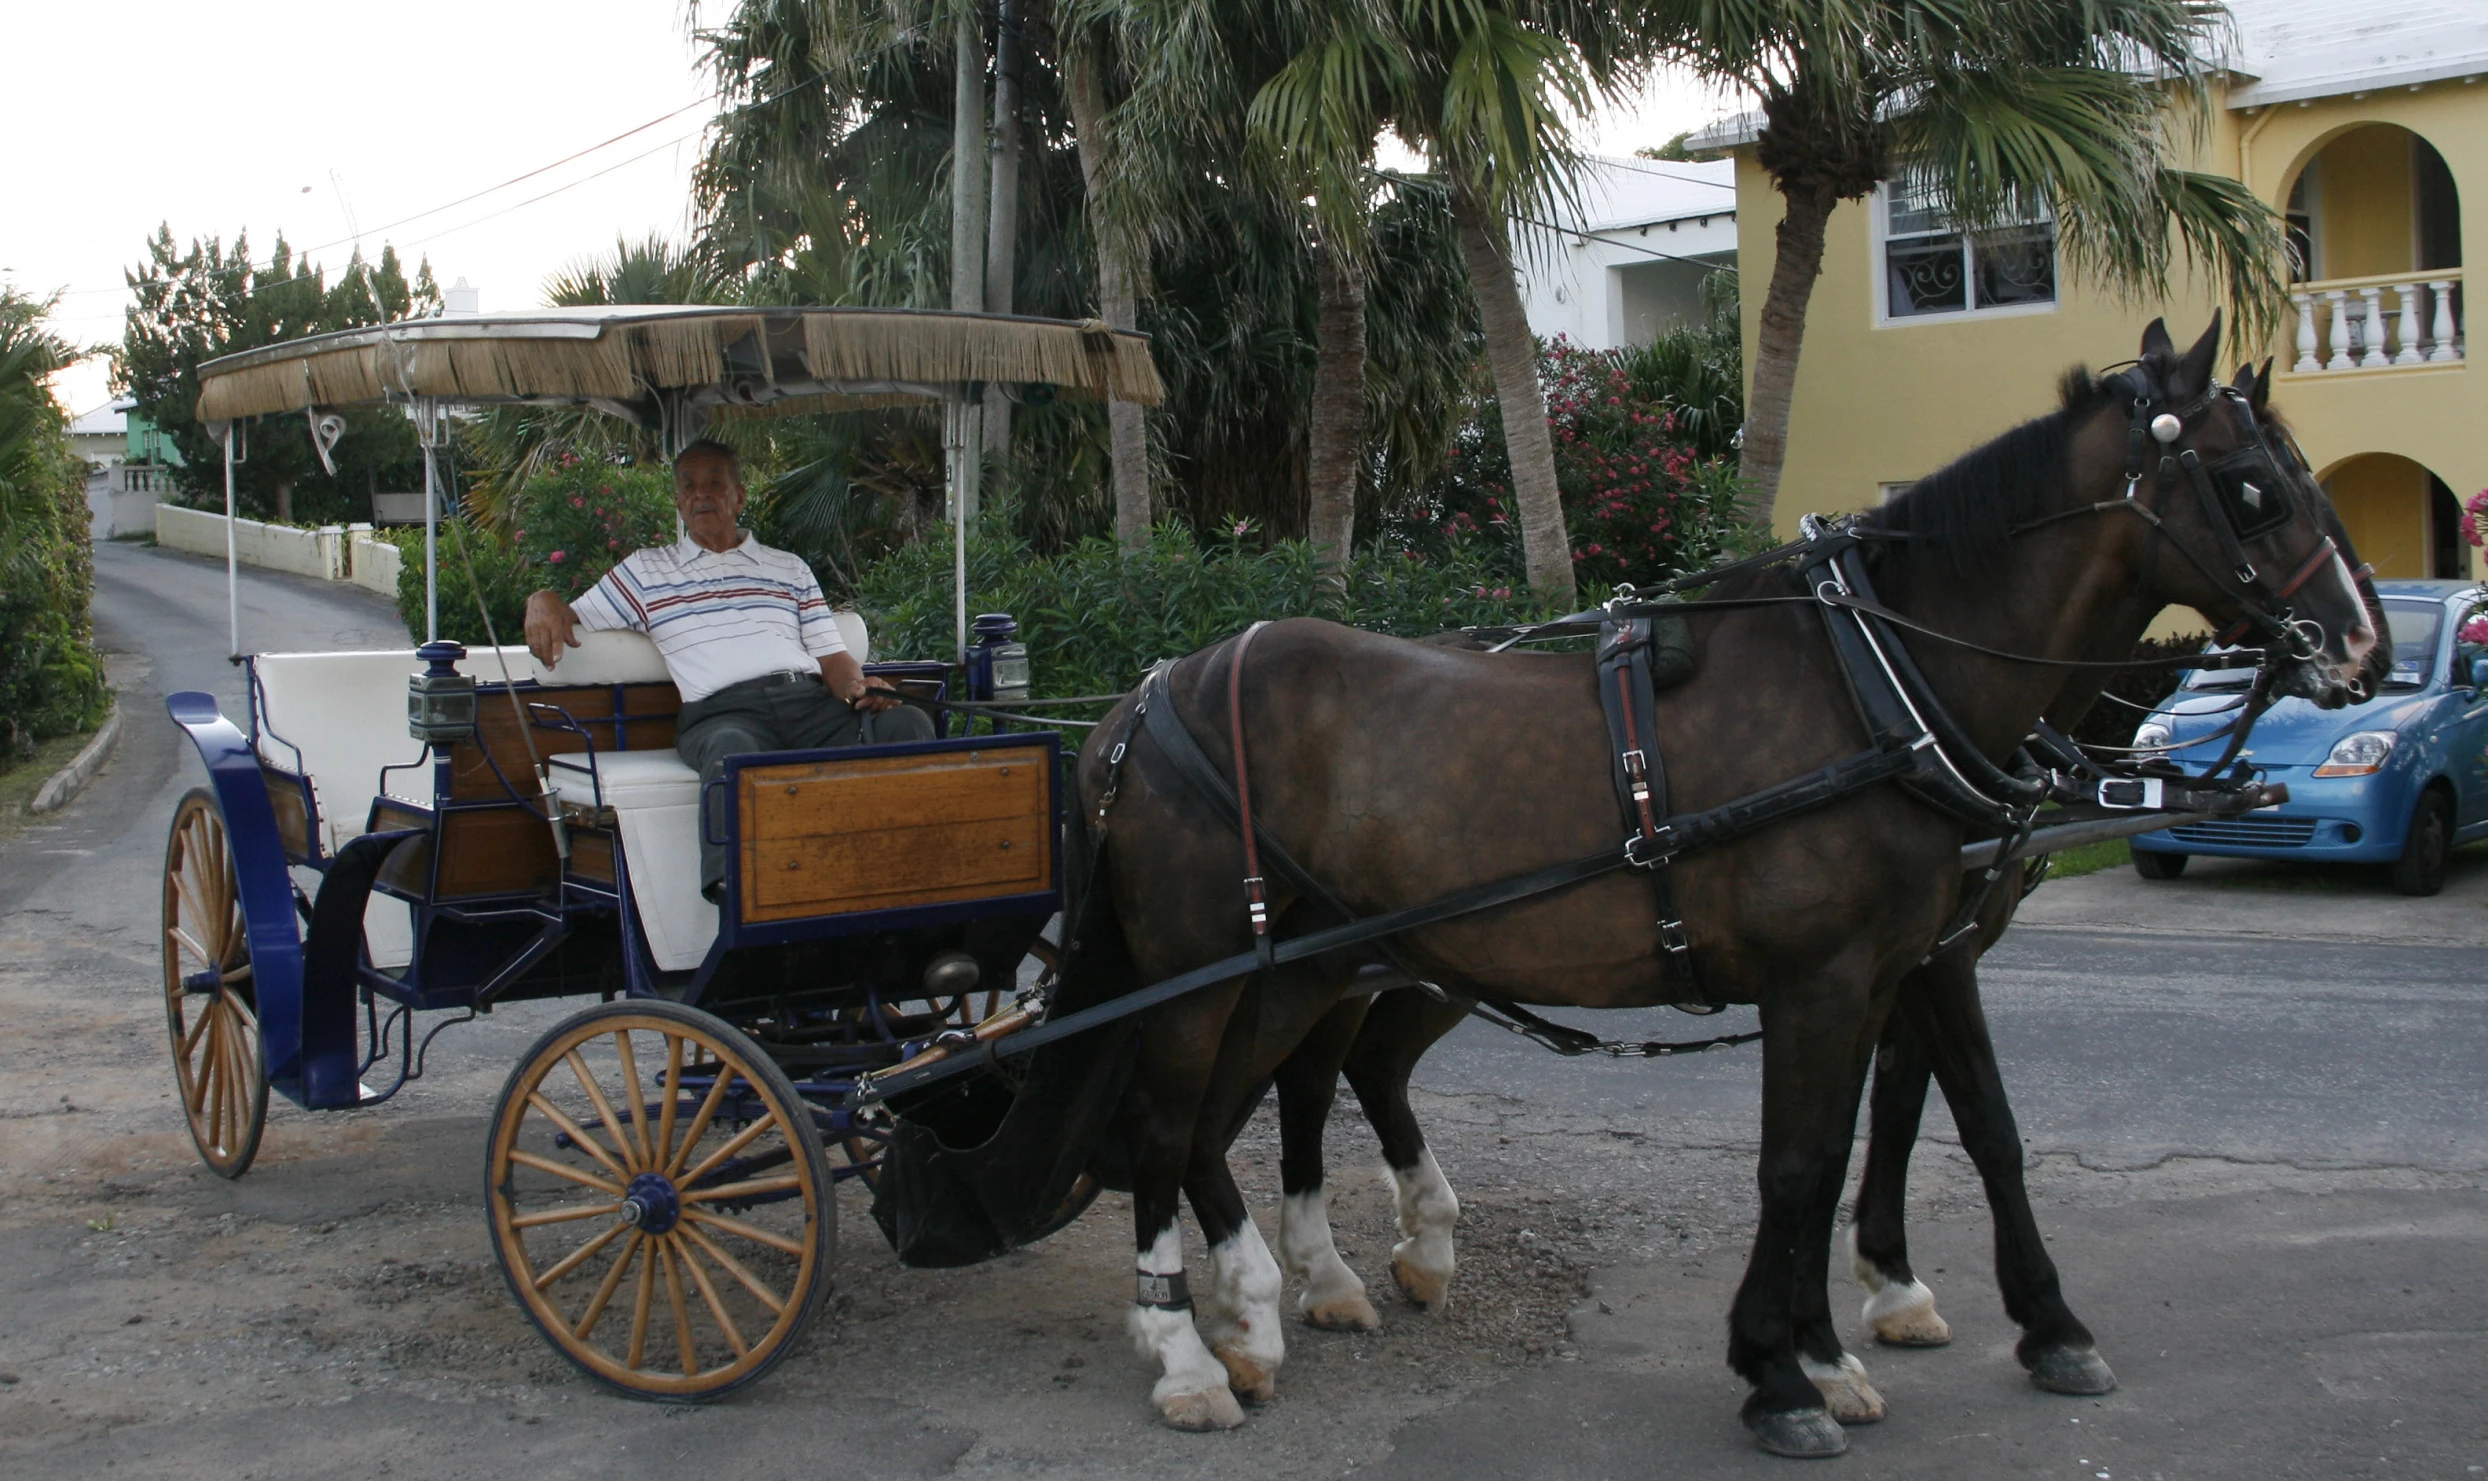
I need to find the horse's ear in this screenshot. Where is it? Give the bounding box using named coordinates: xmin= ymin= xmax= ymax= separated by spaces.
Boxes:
xmin=2253 ymin=357 xmax=2275 ymax=412
xmin=2167 ymin=311 xmax=2222 ymax=403
xmin=2233 ymin=361 xmax=2259 ymax=406
xmin=2140 ymin=317 xmax=2175 ymax=364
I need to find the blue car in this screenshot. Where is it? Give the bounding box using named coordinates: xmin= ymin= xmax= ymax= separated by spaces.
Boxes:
xmin=2129 ymin=579 xmax=2488 ymax=895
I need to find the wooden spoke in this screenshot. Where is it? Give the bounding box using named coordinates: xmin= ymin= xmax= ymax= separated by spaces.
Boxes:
xmin=675 ymin=1237 xmax=748 ymax=1358
xmin=676 ymin=1221 xmax=786 ymax=1317
xmin=507 ymin=1148 xmax=624 ymax=1196
xmin=654 ymin=1034 xmax=684 ymax=1178
xmin=572 ymin=1231 xmax=643 ymax=1343
xmin=626 ymin=1229 xmax=656 ymax=1370
xmin=162 ymin=792 xmax=265 ymax=1179
xmin=523 ymin=1091 xmax=630 ymax=1185
xmin=168 ymin=924 xmax=210 ymax=967
xmin=564 ymin=1051 xmax=641 ymax=1176
xmin=663 ymin=1066 xmax=739 ymax=1181
xmin=658 ymin=1237 xmax=698 ymax=1377
xmin=678 ymin=1112 xmax=779 ymax=1192
xmin=184 ymin=1012 xmax=216 ymax=1114
xmin=611 ymin=1032 xmax=654 ymax=1170
xmin=170 ymin=868 xmax=210 ymax=949
xmin=530 ymin=1219 xmax=630 ymax=1292
xmin=677 ymin=1173 xmax=802 ymax=1204
xmin=680 ymin=1207 xmax=805 ymax=1258
xmin=510 ymin=1201 xmax=623 ymax=1230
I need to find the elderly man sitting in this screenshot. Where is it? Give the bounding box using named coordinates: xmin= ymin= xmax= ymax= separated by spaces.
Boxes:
xmin=524 ymin=438 xmax=934 ymax=901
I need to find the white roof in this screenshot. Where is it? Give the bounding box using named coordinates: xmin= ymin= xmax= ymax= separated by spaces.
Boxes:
xmin=1549 ymin=156 xmax=1737 ymax=232
xmin=1685 ymin=0 xmax=2488 ymax=143
xmin=2224 ymin=0 xmax=2488 ymax=107
xmin=68 ymin=399 xmax=129 ymax=437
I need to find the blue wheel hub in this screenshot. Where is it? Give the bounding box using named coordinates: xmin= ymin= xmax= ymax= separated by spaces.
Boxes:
xmin=619 ymin=1171 xmax=681 ymax=1235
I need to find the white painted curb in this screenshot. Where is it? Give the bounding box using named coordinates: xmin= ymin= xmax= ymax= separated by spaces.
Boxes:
xmin=28 ymin=706 xmax=123 ymax=815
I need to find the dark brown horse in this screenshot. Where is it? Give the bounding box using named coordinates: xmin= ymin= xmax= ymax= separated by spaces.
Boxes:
xmin=1071 ymin=319 xmax=2379 ymax=1454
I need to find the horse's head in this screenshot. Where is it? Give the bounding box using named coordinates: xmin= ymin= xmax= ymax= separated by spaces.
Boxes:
xmin=2115 ymin=315 xmax=2384 ymax=708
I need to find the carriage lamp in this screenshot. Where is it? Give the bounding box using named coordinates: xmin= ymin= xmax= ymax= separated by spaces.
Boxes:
xmin=408 ymin=641 xmax=477 ymax=746
xmin=967 ymin=612 xmax=1031 ymax=702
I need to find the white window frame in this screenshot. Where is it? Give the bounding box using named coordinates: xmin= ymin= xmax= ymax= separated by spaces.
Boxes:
xmin=1870 ymin=169 xmax=2060 ymax=328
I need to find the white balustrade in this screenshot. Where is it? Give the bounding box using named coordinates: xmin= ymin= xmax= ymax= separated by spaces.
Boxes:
xmin=2289 ymin=272 xmax=2464 ymax=372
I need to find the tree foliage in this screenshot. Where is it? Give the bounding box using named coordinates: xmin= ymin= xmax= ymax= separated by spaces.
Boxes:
xmin=117 ymin=229 xmax=441 ymax=525
xmin=0 ymin=290 xmax=109 ymax=757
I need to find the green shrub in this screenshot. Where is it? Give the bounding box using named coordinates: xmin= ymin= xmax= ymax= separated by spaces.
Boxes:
xmin=0 ymin=292 xmax=109 ymax=758
xmin=388 ymin=458 xmax=675 ymax=648
xmin=855 ymin=519 xmax=1539 ymax=700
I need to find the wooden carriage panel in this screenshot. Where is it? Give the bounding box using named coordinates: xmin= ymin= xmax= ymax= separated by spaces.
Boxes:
xmin=435 ymin=808 xmax=563 ymax=899
xmin=448 ymin=683 xmax=680 ymax=801
xmin=260 ymin=764 xmax=313 ymax=862
xmin=566 ymin=829 xmax=617 ymax=886
xmin=737 ymin=748 xmax=1054 ymax=923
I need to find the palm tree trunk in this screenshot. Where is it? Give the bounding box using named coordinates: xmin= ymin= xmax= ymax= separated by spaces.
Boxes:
xmin=1063 ymin=40 xmax=1151 ymax=549
xmin=1306 ymin=237 xmax=1367 ymax=579
xmin=1736 ymin=178 xmax=1837 ymax=535
xmin=981 ymin=0 xmax=1024 ymax=473
xmin=1451 ymin=186 xmax=1572 ymax=611
xmin=948 ymin=6 xmax=988 ymax=530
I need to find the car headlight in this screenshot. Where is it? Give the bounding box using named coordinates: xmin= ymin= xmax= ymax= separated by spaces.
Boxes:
xmin=2313 ymin=730 xmax=2396 ymax=777
xmin=2132 ymin=720 xmax=2173 ymax=749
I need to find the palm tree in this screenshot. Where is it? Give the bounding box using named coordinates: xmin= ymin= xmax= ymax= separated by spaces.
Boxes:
xmin=1640 ymin=0 xmax=2290 ymax=531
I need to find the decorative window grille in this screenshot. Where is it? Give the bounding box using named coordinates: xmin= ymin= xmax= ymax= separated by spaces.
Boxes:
xmin=1881 ymin=166 xmax=2057 ymax=319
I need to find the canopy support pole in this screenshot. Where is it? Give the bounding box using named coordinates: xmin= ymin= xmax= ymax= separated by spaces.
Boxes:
xmin=413 ymin=398 xmax=441 ymax=645
xmin=945 ymin=395 xmax=972 ymax=664
xmin=222 ymin=425 xmax=240 ymax=659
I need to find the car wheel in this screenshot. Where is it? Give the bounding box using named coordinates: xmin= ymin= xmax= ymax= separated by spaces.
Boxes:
xmin=2390 ymin=789 xmax=2452 ymax=897
xmin=2131 ymin=850 xmax=2188 ymax=881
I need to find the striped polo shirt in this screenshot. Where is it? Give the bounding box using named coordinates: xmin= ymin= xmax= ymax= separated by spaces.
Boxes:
xmin=569 ymin=533 xmax=846 ymax=703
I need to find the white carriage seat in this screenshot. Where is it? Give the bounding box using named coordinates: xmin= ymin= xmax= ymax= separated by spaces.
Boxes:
xmin=251 ymin=647 xmax=535 ymax=854
xmin=547 ymin=747 xmax=713 ymax=973
xmin=526 ymin=611 xmax=871 ymax=687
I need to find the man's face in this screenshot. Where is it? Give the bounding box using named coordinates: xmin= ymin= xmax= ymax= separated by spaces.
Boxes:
xmin=674 ymin=448 xmax=745 ymax=549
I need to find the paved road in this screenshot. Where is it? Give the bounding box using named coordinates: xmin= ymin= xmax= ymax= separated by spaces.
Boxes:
xmin=1 ymin=544 xmax=2481 ymax=1479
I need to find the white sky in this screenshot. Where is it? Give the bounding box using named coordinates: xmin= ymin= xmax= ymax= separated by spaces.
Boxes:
xmin=5 ymin=1 xmax=1728 ymax=418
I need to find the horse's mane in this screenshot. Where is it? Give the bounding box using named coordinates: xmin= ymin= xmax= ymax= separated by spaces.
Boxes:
xmin=1862 ymin=366 xmax=2123 ymax=577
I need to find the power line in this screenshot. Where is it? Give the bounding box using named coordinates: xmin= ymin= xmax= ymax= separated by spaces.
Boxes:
xmin=1596 ymin=154 xmax=1739 ymax=192
xmin=393 ymin=129 xmax=708 ymax=252
xmin=1510 ymin=211 xmax=1736 ymax=270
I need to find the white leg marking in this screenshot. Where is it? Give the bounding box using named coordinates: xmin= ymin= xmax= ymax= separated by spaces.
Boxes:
xmin=1800 ymin=1350 xmax=1887 ymax=1424
xmin=1128 ymin=1223 xmax=1242 ymax=1430
xmin=1386 ymin=1148 xmax=1458 ymax=1310
xmin=1281 ymin=1189 xmax=1379 ymax=1330
xmin=1847 ymin=1226 xmax=1951 ymax=1347
xmin=1197 ymin=1218 xmax=1286 ymax=1403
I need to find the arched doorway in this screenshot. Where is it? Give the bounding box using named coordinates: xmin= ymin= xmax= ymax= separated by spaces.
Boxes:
xmin=2281 ymin=125 xmax=2463 ymax=369
xmin=2321 ymin=453 xmax=2469 ymax=579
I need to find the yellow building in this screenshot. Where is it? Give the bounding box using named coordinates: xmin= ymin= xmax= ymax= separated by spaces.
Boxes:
xmin=1701 ymin=0 xmax=2484 ymax=582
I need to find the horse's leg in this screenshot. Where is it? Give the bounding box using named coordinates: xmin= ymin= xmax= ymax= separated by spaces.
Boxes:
xmin=1274 ymin=999 xmax=1381 ymax=1331
xmin=1185 ymin=1126 xmax=1289 ymax=1403
xmin=1342 ymin=989 xmax=1472 ymax=1310
xmin=1899 ymin=953 xmax=2118 ymax=1395
xmin=1730 ymin=970 xmax=1890 ymax=1459
xmin=1848 ymin=978 xmax=1954 ymax=1347
xmin=1125 ymin=990 xmax=1250 ymax=1431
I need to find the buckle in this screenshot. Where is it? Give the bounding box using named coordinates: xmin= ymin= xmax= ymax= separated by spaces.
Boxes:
xmin=1658 ymin=919 xmax=1691 ymax=954
xmin=1621 ymin=748 xmax=1646 ymax=777
xmin=1624 ymin=830 xmax=1674 ymax=868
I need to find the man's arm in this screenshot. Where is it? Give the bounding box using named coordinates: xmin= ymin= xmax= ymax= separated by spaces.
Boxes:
xmin=523 ymin=590 xmax=581 ymax=666
xmin=819 ymin=650 xmax=900 ymax=712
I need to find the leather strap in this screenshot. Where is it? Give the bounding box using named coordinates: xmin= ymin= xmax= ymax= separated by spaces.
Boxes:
xmin=1596 ymin=615 xmax=1703 ymax=1000
xmin=1227 ymin=622 xmax=1276 ymax=975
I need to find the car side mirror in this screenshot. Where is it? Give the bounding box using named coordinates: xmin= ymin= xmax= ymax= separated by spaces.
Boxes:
xmin=2470 ymin=657 xmax=2488 ymax=691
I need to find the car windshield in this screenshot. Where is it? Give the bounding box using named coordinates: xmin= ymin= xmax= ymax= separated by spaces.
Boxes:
xmin=2378 ymin=600 xmax=2441 ymax=688
xmin=2184 ymin=599 xmax=2443 ymax=691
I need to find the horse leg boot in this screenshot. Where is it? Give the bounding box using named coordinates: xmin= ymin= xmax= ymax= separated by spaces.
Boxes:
xmin=1730 ymin=981 xmax=1888 ymax=1459
xmin=1901 ymin=966 xmax=2116 ymax=1395
xmin=1185 ymin=1143 xmax=1288 ymax=1404
xmin=1274 ymin=1001 xmax=1380 ymax=1331
xmin=1849 ymin=1001 xmax=1952 ymax=1347
xmin=1343 ymin=990 xmax=1470 ymax=1311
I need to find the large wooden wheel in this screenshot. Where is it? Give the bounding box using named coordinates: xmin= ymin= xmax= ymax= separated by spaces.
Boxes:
xmin=162 ymin=788 xmax=268 ymax=1178
xmin=485 ymin=1000 xmax=834 ymax=1401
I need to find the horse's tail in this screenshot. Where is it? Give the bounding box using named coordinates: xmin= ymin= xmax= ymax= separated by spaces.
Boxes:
xmin=866 ymin=832 xmax=1143 ymax=1267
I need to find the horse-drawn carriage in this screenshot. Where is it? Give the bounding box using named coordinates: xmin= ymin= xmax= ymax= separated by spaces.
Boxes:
xmin=161 ymin=305 xmax=1154 ymax=1398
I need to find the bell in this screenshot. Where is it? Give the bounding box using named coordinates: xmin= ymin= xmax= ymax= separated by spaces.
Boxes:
xmin=2150 ymin=413 xmax=2183 ymax=444
xmin=922 ymin=949 xmax=982 ymax=997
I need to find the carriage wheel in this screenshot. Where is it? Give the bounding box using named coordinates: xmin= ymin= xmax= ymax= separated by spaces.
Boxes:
xmin=485 ymin=1000 xmax=834 ymax=1402
xmin=162 ymin=788 xmax=268 ymax=1178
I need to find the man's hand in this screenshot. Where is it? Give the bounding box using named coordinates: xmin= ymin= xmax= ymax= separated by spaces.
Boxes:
xmin=524 ymin=590 xmax=581 ymax=667
xmin=820 ymin=651 xmax=901 ymax=712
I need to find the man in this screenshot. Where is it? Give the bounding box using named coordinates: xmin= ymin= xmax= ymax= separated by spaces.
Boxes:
xmin=524 ymin=439 xmax=934 ymax=901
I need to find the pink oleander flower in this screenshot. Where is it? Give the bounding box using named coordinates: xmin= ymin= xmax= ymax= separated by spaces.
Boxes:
xmin=548 ymin=550 xmax=565 ymax=563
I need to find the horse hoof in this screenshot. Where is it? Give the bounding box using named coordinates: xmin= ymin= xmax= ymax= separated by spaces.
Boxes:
xmin=1801 ymin=1352 xmax=1887 ymax=1424
xmin=1214 ymin=1347 xmax=1277 ymax=1406
xmin=1864 ymin=1280 xmax=1952 ymax=1347
xmin=1392 ymin=1255 xmax=1450 ymax=1311
xmin=1747 ymin=1407 xmax=1849 ymax=1458
xmin=2027 ymin=1344 xmax=2119 ymax=1396
xmin=1302 ymin=1293 xmax=1382 ymax=1332
xmin=1158 ymin=1385 xmax=1247 ymax=1431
